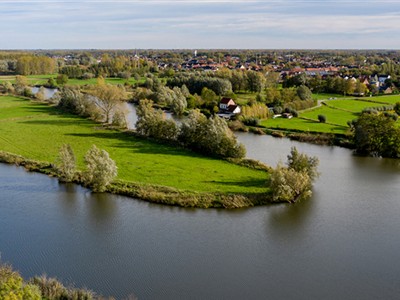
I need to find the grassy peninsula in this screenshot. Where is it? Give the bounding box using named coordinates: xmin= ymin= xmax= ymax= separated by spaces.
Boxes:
xmin=0 ymin=95 xmax=271 ymax=208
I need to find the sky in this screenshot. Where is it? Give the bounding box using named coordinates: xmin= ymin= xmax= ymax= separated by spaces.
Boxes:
xmin=1 ymin=0 xmax=400 ymax=49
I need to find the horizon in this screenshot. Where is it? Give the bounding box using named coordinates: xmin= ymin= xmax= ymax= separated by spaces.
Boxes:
xmin=1 ymin=0 xmax=400 ymax=50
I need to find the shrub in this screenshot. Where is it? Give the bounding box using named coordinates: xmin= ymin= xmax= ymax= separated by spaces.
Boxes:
xmin=0 ymin=264 xmax=41 ymax=300
xmin=318 ymin=114 xmax=326 ymax=123
xmin=394 ymin=102 xmax=400 ymax=115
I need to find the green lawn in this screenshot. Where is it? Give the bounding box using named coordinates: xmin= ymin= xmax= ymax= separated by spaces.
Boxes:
xmin=300 ymin=106 xmax=358 ymax=127
xmin=261 ymin=94 xmax=400 ymax=134
xmin=0 ymin=96 xmax=268 ymax=194
xmin=323 ymin=99 xmax=376 ymax=113
xmin=364 ymin=95 xmax=400 ymax=105
xmin=312 ymin=93 xmax=346 ymax=100
xmin=260 ymin=116 xmax=348 ymax=134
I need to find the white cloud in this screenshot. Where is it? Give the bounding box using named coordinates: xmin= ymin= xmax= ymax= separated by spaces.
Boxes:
xmin=1 ymin=0 xmax=400 ymax=49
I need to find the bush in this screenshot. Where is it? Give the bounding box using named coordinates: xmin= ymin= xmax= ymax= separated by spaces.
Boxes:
xmin=242 ymin=117 xmax=260 ymax=126
xmin=318 ymin=114 xmax=326 ymax=123
xmin=0 ymin=264 xmax=41 ymax=300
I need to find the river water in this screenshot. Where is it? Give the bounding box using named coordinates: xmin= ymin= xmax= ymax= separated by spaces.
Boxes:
xmin=1 ymin=114 xmax=400 ymax=299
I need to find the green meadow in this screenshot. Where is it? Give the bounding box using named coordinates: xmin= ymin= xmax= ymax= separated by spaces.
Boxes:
xmin=261 ymin=95 xmax=400 ymax=134
xmin=0 ymin=95 xmax=268 ymax=195
xmin=260 ymin=116 xmax=347 ymax=134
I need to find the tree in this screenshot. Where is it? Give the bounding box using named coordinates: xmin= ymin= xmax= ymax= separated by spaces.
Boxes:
xmin=56 ymin=74 xmax=69 ymax=85
xmin=84 ymin=145 xmax=118 ymax=192
xmin=270 ymin=164 xmax=312 ymax=202
xmin=14 ymin=75 xmax=28 ymax=95
xmin=354 ymin=80 xmax=367 ymax=95
xmin=296 ymin=85 xmax=312 ymax=100
xmin=353 ymin=113 xmax=400 ymax=158
xmin=286 ymin=147 xmax=319 ymax=181
xmin=270 ymin=147 xmax=319 ymax=202
xmin=179 ymin=110 xmax=245 ymax=158
xmin=135 ymin=99 xmax=179 ymax=141
xmin=343 ymin=79 xmax=355 ymax=96
xmin=170 ymin=86 xmax=187 ymax=116
xmin=89 ymin=83 xmax=127 ymax=123
xmin=1 ymin=81 xmax=14 ymax=94
xmin=56 ymin=144 xmax=76 ymax=182
xmin=247 ymin=70 xmax=266 ymax=92
xmin=35 ymin=86 xmax=46 ymax=101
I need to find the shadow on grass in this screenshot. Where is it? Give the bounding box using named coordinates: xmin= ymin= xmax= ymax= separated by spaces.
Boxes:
xmin=67 ymin=132 xmax=203 ymax=157
xmin=20 ymin=115 xmax=210 ymax=158
xmin=20 ymin=117 xmax=94 ymax=126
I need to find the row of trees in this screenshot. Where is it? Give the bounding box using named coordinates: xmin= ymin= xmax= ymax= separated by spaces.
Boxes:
xmin=285 ymin=73 xmax=369 ymax=96
xmin=16 ymin=55 xmax=57 ymax=75
xmin=57 ymin=84 xmax=127 ymax=127
xmin=136 ymin=100 xmax=246 ymax=159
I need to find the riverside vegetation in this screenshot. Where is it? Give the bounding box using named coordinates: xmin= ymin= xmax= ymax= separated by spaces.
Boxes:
xmin=0 ymin=89 xmax=320 ymax=207
xmin=0 ymin=263 xmax=136 ymax=300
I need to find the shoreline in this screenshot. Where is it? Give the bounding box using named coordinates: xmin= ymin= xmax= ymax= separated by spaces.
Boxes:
xmin=0 ymin=150 xmax=274 ymax=209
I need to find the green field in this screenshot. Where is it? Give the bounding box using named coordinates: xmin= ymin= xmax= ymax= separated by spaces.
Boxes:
xmin=364 ymin=95 xmax=400 ymax=105
xmin=0 ymin=95 xmax=268 ymax=195
xmin=325 ymin=99 xmax=381 ymax=112
xmin=260 ymin=116 xmax=347 ymax=134
xmin=300 ymin=106 xmax=358 ymax=126
xmin=261 ymin=94 xmax=400 ymax=134
xmin=312 ymin=93 xmax=346 ymax=100
xmin=0 ymin=74 xmax=143 ymax=86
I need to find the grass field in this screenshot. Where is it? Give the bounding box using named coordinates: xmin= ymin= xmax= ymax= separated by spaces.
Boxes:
xmin=0 ymin=74 xmax=143 ymax=86
xmin=261 ymin=94 xmax=400 ymax=134
xmin=324 ymin=99 xmax=384 ymax=112
xmin=260 ymin=116 xmax=348 ymax=134
xmin=311 ymin=93 xmax=346 ymax=100
xmin=301 ymin=106 xmax=359 ymax=126
xmin=0 ymin=95 xmax=268 ymax=195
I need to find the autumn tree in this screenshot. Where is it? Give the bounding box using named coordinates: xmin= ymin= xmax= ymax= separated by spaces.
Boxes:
xmin=89 ymin=83 xmax=127 ymax=123
xmin=56 ymin=74 xmax=68 ymax=85
xmin=14 ymin=75 xmax=28 ymax=95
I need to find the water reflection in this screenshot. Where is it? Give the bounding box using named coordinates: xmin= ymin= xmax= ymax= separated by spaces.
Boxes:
xmin=267 ymin=196 xmax=315 ymax=234
xmin=86 ymin=192 xmax=117 ymax=225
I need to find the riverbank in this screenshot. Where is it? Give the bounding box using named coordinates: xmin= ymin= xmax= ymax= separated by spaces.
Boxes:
xmin=0 ymin=95 xmax=272 ymax=208
xmin=0 ymin=150 xmax=272 ymax=208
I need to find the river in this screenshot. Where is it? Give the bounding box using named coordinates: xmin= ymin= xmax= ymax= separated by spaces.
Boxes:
xmin=1 ymin=113 xmax=400 ymax=299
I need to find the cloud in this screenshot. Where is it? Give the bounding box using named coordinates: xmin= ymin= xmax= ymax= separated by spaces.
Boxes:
xmin=1 ymin=0 xmax=400 ymax=49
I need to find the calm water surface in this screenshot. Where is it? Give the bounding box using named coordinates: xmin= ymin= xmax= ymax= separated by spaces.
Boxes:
xmin=1 ymin=134 xmax=400 ymax=299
